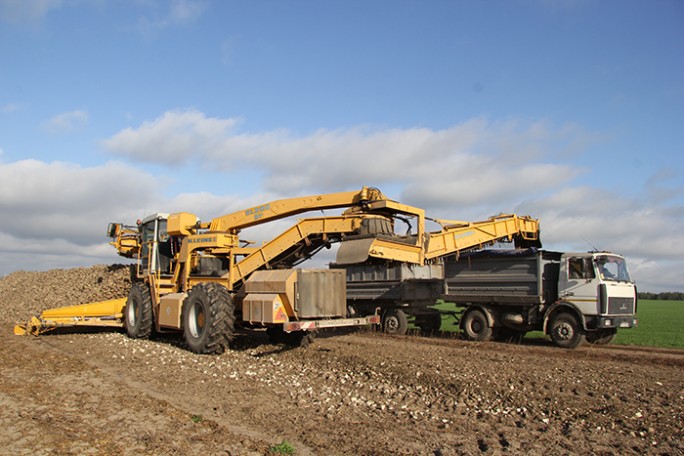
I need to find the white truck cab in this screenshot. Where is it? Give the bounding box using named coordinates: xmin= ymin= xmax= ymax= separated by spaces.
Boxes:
xmin=555 ymin=251 xmax=638 ymax=344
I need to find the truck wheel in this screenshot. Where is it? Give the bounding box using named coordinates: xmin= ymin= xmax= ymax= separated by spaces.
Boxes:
xmin=586 ymin=329 xmax=617 ymax=345
xmin=183 ymin=283 xmax=235 ymax=354
xmin=461 ymin=309 xmax=493 ymax=342
xmin=550 ymin=312 xmax=585 ymax=349
xmin=382 ymin=309 xmax=408 ymax=335
xmin=416 ymin=311 xmax=442 ymax=334
xmin=125 ymin=283 xmax=153 ymax=339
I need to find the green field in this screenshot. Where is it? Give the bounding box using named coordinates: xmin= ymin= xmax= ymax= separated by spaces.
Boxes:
xmin=613 ymin=299 xmax=684 ymax=348
xmin=426 ymin=299 xmax=684 ymax=349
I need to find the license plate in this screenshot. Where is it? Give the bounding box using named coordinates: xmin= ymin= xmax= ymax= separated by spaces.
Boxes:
xmin=620 ymin=322 xmax=630 ymax=328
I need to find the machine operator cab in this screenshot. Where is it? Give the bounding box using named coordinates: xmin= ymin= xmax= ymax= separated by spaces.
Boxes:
xmin=137 ymin=213 xmax=173 ymax=277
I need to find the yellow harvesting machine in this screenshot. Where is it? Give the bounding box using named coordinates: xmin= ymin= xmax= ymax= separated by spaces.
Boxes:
xmin=14 ymin=186 xmax=540 ymax=352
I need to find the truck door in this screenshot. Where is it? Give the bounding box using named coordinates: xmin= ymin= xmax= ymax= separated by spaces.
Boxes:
xmin=559 ymin=256 xmax=598 ymax=316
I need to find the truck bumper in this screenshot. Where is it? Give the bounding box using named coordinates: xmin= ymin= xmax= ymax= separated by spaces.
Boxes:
xmin=596 ymin=316 xmax=638 ymax=329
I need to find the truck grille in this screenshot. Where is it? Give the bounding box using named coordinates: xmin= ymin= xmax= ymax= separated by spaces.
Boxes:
xmin=608 ymin=297 xmax=634 ymax=315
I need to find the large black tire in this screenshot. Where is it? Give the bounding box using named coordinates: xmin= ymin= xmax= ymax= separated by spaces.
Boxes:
xmin=182 ymin=283 xmax=235 ymax=354
xmin=125 ymin=282 xmax=153 ymax=339
xmin=416 ymin=311 xmax=442 ymax=334
xmin=586 ymin=329 xmax=617 ymax=345
xmin=550 ymin=312 xmax=586 ymax=349
xmin=461 ymin=309 xmax=493 ymax=341
xmin=382 ymin=308 xmax=408 ymax=335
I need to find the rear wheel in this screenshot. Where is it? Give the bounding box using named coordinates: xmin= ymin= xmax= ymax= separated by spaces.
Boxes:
xmin=382 ymin=308 xmax=408 ymax=335
xmin=183 ymin=283 xmax=234 ymax=354
xmin=461 ymin=309 xmax=493 ymax=341
xmin=125 ymin=282 xmax=153 ymax=339
xmin=550 ymin=312 xmax=585 ymax=349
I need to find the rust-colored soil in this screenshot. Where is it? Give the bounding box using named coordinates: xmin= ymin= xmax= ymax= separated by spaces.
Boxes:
xmin=1 ymin=266 xmax=682 ymax=455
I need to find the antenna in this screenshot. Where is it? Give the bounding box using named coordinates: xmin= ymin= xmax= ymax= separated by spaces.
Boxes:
xmin=581 ymin=236 xmax=599 ymax=252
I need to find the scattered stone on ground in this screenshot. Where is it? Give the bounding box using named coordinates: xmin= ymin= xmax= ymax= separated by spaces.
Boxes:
xmin=1 ymin=265 xmax=682 ymax=455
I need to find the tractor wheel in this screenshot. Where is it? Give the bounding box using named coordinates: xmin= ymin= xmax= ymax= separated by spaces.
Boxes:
xmin=183 ymin=283 xmax=235 ymax=354
xmin=461 ymin=309 xmax=493 ymax=342
xmin=382 ymin=308 xmax=408 ymax=335
xmin=586 ymin=329 xmax=617 ymax=345
xmin=550 ymin=312 xmax=586 ymax=349
xmin=125 ymin=282 xmax=153 ymax=339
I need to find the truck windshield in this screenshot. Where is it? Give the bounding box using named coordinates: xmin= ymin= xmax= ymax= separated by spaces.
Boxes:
xmin=595 ymin=255 xmax=631 ymax=282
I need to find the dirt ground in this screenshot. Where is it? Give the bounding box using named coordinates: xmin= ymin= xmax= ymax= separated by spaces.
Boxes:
xmin=1 ymin=266 xmax=683 ymax=455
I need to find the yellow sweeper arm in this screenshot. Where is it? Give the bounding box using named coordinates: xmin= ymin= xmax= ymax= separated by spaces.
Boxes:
xmin=14 ymin=297 xmax=127 ymax=336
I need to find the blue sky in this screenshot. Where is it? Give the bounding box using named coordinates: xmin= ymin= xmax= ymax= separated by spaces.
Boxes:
xmin=1 ymin=0 xmax=683 ymax=292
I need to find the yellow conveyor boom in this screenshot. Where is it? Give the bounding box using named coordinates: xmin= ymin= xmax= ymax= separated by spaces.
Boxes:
xmin=14 ymin=297 xmax=127 ymax=336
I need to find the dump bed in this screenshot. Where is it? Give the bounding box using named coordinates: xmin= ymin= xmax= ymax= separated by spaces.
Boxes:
xmin=333 ymin=262 xmax=443 ymax=303
xmin=443 ymin=249 xmax=561 ymax=305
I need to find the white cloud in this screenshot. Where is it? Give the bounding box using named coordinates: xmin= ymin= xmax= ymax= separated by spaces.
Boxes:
xmin=0 ymin=158 xmax=285 ymax=275
xmin=43 ymin=109 xmax=89 ymax=133
xmin=0 ymin=160 xmax=158 ymax=244
xmin=103 ymin=110 xmax=238 ymax=162
xmin=103 ymin=112 xmax=592 ymax=209
xmin=517 ymin=186 xmax=684 ymax=258
xmin=515 ymin=185 xmax=684 ymax=292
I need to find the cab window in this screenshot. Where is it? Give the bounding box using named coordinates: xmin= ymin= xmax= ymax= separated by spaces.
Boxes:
xmin=568 ymin=257 xmax=595 ymax=279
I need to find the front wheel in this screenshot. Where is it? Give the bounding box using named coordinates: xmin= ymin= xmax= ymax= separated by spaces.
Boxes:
xmin=461 ymin=309 xmax=493 ymax=341
xmin=183 ymin=283 xmax=235 ymax=354
xmin=550 ymin=312 xmax=585 ymax=349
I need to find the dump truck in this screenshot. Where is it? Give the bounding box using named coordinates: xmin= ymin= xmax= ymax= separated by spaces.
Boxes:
xmin=14 ymin=186 xmax=541 ymax=353
xmin=341 ymin=247 xmax=638 ymax=348
xmin=335 ymin=213 xmax=542 ymax=334
xmin=447 ymin=248 xmax=637 ymax=348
